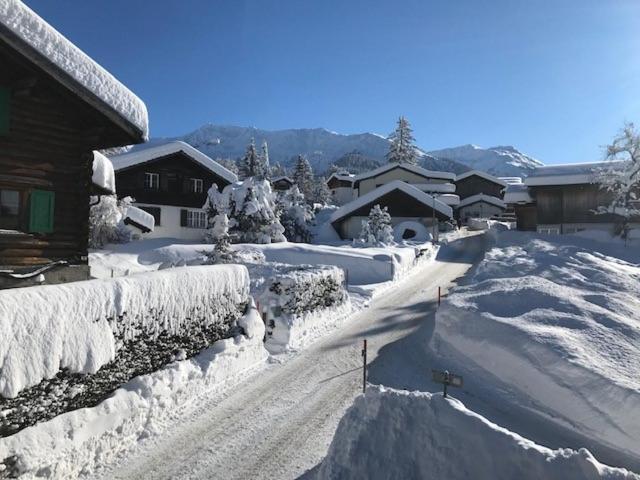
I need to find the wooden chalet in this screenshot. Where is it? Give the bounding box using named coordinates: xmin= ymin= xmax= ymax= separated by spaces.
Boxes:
xmin=0 ymin=0 xmax=148 ymax=288
xmin=271 ymin=175 xmax=294 ymax=192
xmin=110 ymin=141 xmax=237 ymax=240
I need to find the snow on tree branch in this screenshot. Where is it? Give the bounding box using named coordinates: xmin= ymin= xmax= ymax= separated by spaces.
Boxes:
xmin=387 ymin=116 xmax=418 ymax=165
xmin=358 ymin=204 xmax=395 ymax=247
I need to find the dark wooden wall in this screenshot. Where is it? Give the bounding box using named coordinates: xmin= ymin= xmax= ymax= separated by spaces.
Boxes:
xmin=0 ymin=39 xmax=135 ymax=267
xmin=327 ymin=177 xmax=353 ymax=189
xmin=454 ymin=175 xmax=504 ymax=200
xmin=514 ymin=204 xmax=537 ymax=231
xmin=115 ymin=152 xmax=233 ymax=208
xmin=534 ymin=185 xmax=619 ymax=225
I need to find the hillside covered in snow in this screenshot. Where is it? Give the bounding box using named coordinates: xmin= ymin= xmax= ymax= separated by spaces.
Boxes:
xmin=144 ymin=124 xmax=542 ymax=177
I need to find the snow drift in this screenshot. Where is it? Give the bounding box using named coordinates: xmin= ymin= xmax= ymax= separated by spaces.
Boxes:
xmin=432 ymin=232 xmax=640 ymax=459
xmin=315 ymin=386 xmax=638 ymax=480
xmin=0 ymin=265 xmax=249 ymax=398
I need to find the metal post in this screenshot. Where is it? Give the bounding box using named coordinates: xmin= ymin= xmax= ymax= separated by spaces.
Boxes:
xmin=438 ymin=286 xmax=441 ymax=307
xmin=432 ymin=195 xmax=436 ymax=242
xmin=362 ymin=339 xmax=367 ymax=394
xmin=443 ymin=382 xmax=448 ymax=398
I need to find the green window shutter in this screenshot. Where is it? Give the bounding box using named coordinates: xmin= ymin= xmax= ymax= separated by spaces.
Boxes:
xmin=0 ymin=87 xmax=9 ymax=136
xmin=29 ymin=190 xmax=55 ymax=233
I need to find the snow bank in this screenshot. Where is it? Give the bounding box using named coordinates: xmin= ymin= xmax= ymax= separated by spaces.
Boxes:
xmin=0 ymin=304 xmax=267 ymax=479
xmin=0 ymin=265 xmax=249 ymax=398
xmin=433 ymin=231 xmax=640 ymax=459
xmin=316 ymin=386 xmax=638 ymax=480
xmin=92 ymin=151 xmax=116 ymax=194
xmin=123 ymin=204 xmax=155 ymax=232
xmin=0 ymin=0 xmax=148 ymax=139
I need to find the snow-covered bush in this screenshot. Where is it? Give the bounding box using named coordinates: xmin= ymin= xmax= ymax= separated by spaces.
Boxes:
xmin=202 ymin=214 xmax=237 ymax=264
xmin=205 ymin=178 xmax=286 ymax=244
xmin=277 ymin=186 xmax=314 ymax=242
xmin=88 ymin=195 xmax=133 ymax=248
xmin=359 ymin=204 xmax=395 ymax=246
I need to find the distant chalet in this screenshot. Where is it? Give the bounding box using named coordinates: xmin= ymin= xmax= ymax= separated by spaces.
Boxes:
xmin=109 ymin=141 xmax=237 ymax=241
xmin=0 ymin=0 xmax=147 ymax=288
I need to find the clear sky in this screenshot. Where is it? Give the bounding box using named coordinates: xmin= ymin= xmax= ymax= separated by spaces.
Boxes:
xmin=24 ymin=0 xmax=640 ymax=164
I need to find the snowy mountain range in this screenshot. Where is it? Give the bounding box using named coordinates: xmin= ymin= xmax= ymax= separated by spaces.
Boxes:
xmin=151 ymin=124 xmax=543 ymax=178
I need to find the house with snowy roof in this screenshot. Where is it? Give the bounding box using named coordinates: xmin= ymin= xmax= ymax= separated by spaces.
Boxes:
xmin=271 ymin=175 xmax=294 ymax=192
xmin=326 ymin=172 xmax=356 ymax=205
xmin=513 ymin=161 xmax=638 ymax=234
xmin=109 ymin=141 xmax=238 ymax=240
xmin=0 ymin=0 xmax=148 ymax=288
xmin=453 ymin=170 xmax=507 ymax=222
xmin=330 ymin=180 xmax=453 ymax=241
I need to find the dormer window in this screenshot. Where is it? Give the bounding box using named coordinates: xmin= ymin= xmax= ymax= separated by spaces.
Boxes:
xmin=144 ymin=172 xmax=159 ymax=190
xmin=190 ymin=178 xmax=203 ymax=193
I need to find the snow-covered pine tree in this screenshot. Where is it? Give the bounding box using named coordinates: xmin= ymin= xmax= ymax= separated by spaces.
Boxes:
xmin=218 ymin=157 xmax=239 ymax=176
xmin=260 ymin=140 xmax=271 ymax=180
xmin=88 ymin=195 xmax=133 ymax=248
xmin=359 ymin=204 xmax=395 ymax=246
xmin=386 ymin=116 xmax=418 ymax=165
xmin=293 ymin=154 xmax=314 ymax=201
xmin=270 ymin=162 xmax=287 ymax=178
xmin=595 ymin=122 xmax=640 ymax=239
xmin=239 ymin=139 xmax=268 ymax=179
xmin=277 ymin=185 xmax=314 ymax=242
xmin=201 ymin=213 xmax=236 ymax=264
xmin=311 ymin=176 xmax=332 ymax=205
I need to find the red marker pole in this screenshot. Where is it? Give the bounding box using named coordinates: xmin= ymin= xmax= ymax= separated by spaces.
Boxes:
xmin=362 ymin=339 xmax=367 ymax=394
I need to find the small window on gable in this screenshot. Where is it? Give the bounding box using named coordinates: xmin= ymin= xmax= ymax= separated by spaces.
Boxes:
xmin=0 ymin=87 xmax=9 ymax=136
xmin=190 ymin=178 xmax=203 ymax=193
xmin=144 ymin=172 xmax=160 ymax=190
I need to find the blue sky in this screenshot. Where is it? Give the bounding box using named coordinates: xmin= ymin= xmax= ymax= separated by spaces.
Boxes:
xmin=26 ymin=0 xmax=640 ymax=164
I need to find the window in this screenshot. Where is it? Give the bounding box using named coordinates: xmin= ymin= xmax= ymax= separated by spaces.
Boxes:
xmin=0 ymin=189 xmax=20 ymax=230
xmin=144 ymin=172 xmax=160 ymax=190
xmin=190 ymin=178 xmax=203 ymax=193
xmin=186 ymin=210 xmax=207 ymax=229
xmin=139 ymin=206 xmax=161 ymax=226
xmin=29 ymin=190 xmax=55 ymax=233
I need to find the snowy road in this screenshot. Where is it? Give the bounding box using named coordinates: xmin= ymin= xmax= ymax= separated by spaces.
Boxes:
xmin=97 ymin=234 xmax=486 ymax=480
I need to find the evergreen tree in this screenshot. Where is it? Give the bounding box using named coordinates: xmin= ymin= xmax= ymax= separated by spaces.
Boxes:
xmin=260 ymin=140 xmax=271 ymax=180
xmin=311 ymin=176 xmax=332 ymax=205
xmin=359 ymin=204 xmax=394 ymax=246
xmin=292 ymin=155 xmax=314 ymax=201
xmin=239 ymin=139 xmax=268 ymax=179
xmin=202 ymin=213 xmax=236 ymax=263
xmin=387 ymin=116 xmax=418 ymax=165
xmin=270 ymin=162 xmax=287 ymax=178
xmin=277 ymin=185 xmax=314 ymax=242
xmin=217 ymin=157 xmax=239 ymax=176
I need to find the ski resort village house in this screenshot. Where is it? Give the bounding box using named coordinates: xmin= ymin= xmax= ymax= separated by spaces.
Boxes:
xmin=0 ymin=1 xmax=148 ymax=288
xmin=271 ymin=175 xmax=294 ymax=192
xmin=109 ymin=141 xmax=237 ymax=240
xmin=453 ymin=170 xmax=507 ymax=222
xmin=509 ymin=162 xmax=639 ymax=234
xmin=326 ymin=171 xmax=355 ymax=205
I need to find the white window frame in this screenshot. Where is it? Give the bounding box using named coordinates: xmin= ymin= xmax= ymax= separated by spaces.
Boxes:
xmin=186 ymin=210 xmax=207 ymax=229
xmin=144 ymin=172 xmax=160 ymax=190
xmin=190 ymin=178 xmax=203 ymax=193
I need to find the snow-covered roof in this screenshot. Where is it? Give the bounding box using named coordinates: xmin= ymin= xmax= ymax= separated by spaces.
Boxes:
xmin=330 ymin=180 xmax=453 ymax=223
xmin=92 ymin=151 xmax=116 ymax=195
xmin=327 ymin=172 xmax=355 ymax=184
xmin=503 ymin=184 xmax=533 ymax=204
xmin=436 ymin=194 xmax=460 ymax=206
xmin=109 ymin=141 xmax=238 ymax=184
xmin=413 ymin=183 xmax=456 ymax=194
xmin=498 ymin=176 xmax=523 ymax=185
xmin=0 ymin=0 xmax=149 ymax=141
xmin=457 ymin=193 xmax=506 ymax=209
xmin=524 ymin=161 xmax=626 ymax=187
xmin=353 ymin=163 xmax=456 ymax=182
xmin=455 ymin=170 xmax=507 ymax=187
xmin=271 ymin=176 xmax=294 ymax=184
xmin=123 ymin=205 xmax=154 ymax=233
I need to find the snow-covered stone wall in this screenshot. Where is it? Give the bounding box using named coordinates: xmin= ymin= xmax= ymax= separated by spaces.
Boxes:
xmin=0 ymin=266 xmax=250 ymax=436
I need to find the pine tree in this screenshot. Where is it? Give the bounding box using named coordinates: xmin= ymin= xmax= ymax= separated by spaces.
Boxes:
xmin=202 ymin=213 xmax=236 ymax=263
xmin=260 ymin=140 xmax=271 ymax=180
xmin=387 ymin=116 xmax=418 ymax=165
xmin=311 ymin=176 xmax=332 ymax=205
xmin=292 ymin=155 xmax=314 ymax=201
xmin=270 ymin=162 xmax=287 ymax=178
xmin=239 ymin=139 xmax=268 ymax=179
xmin=359 ymin=204 xmax=395 ymax=246
xmin=277 ymin=185 xmax=314 ymax=242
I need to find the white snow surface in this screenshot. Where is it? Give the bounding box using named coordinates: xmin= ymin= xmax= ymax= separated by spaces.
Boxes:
xmin=0 ymin=303 xmax=267 ymax=479
xmin=0 ymin=265 xmax=248 ymax=398
xmin=123 ymin=205 xmax=155 ymax=232
xmin=316 ymin=386 xmax=639 ymax=480
xmin=504 ymin=183 xmax=533 ymax=204
xmin=92 ymin=151 xmax=116 ymax=194
xmin=432 ymin=231 xmax=640 ymax=459
xmin=0 ymin=0 xmax=148 ymax=139
xmin=525 ymin=161 xmax=628 ymax=186
xmin=457 ymin=192 xmax=506 ymax=209
xmin=352 ymin=162 xmax=456 ymax=181
xmin=109 ymin=141 xmax=237 ymax=184
xmin=455 ymin=169 xmax=508 ymax=186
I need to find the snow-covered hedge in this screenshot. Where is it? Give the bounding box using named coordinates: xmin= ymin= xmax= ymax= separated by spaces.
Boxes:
xmin=316 ymin=386 xmax=638 ymax=480
xmin=0 ymin=266 xmax=249 ymax=434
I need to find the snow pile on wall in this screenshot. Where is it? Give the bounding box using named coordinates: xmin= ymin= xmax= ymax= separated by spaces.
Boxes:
xmin=0 ymin=304 xmax=267 ymax=479
xmin=433 ymin=232 xmax=640 ymax=459
xmin=0 ymin=265 xmax=249 ymax=399
xmin=254 ymin=264 xmax=351 ymax=352
xmin=92 ymin=151 xmax=116 ymax=194
xmin=0 ymin=0 xmax=149 ymax=139
xmin=316 ymin=386 xmax=638 ymax=480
